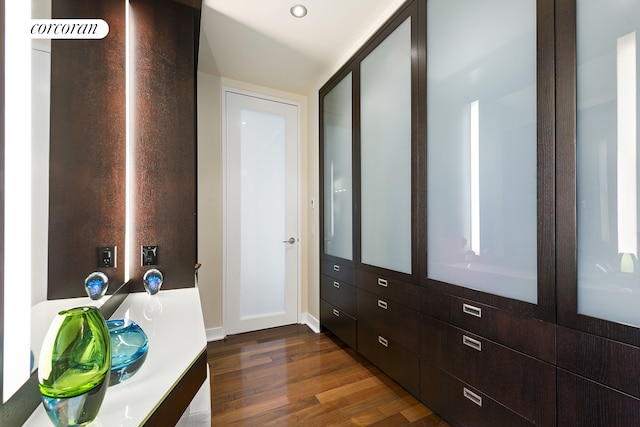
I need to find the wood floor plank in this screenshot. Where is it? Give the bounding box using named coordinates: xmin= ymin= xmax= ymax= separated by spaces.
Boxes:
xmin=208 ymin=325 xmax=450 ymax=426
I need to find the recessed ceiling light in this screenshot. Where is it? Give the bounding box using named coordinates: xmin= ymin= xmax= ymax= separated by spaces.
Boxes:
xmin=290 ymin=4 xmax=307 ymax=18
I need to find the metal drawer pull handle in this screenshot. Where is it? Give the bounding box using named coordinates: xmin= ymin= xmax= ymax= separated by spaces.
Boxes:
xmin=377 ymin=300 xmax=388 ymax=310
xmin=333 ymin=281 xmax=340 ymax=289
xmin=333 ymin=265 xmax=340 ymax=272
xmin=332 ymin=309 xmax=340 ymax=317
xmin=462 ymin=335 xmax=482 ymax=352
xmin=377 ymin=278 xmax=388 ymax=287
xmin=462 ymin=303 xmax=482 ymax=318
xmin=378 ymin=336 xmax=389 ymax=347
xmin=463 ymin=388 xmax=483 ymax=407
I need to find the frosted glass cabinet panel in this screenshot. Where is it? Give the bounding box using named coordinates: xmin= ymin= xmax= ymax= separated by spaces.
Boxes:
xmin=576 ymin=0 xmax=640 ymax=327
xmin=323 ymin=73 xmax=354 ymax=261
xmin=360 ymin=18 xmax=412 ymax=274
xmin=426 ymin=0 xmax=538 ymax=303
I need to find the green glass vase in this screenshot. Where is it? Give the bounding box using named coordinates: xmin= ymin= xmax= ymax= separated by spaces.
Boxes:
xmin=38 ymin=306 xmax=111 ymax=427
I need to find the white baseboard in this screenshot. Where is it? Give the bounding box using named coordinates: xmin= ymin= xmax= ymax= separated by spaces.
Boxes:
xmin=206 ymin=327 xmax=225 ymax=342
xmin=300 ymin=312 xmax=320 ymax=333
xmin=206 ymin=316 xmax=320 ymax=341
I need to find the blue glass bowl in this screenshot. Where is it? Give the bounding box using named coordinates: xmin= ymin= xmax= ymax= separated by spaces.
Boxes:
xmin=106 ymin=319 xmax=149 ymax=386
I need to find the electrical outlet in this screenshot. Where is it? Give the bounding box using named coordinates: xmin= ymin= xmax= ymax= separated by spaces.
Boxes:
xmin=97 ymin=246 xmax=116 ymax=268
xmin=141 ymin=245 xmax=158 ymax=266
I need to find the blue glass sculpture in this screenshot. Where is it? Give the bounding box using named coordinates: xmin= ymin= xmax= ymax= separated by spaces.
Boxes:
xmin=84 ymin=272 xmax=109 ymax=300
xmin=107 ymin=319 xmax=148 ymax=386
xmin=143 ymin=269 xmax=163 ymax=295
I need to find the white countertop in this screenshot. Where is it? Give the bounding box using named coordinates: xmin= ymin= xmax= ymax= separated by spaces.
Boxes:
xmin=24 ymin=287 xmax=208 ymax=426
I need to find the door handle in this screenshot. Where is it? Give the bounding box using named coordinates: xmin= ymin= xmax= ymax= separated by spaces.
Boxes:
xmin=282 ymin=237 xmax=296 ymax=244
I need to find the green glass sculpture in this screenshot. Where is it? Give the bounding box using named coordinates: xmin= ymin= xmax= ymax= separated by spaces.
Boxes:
xmin=38 ymin=306 xmax=111 ymax=427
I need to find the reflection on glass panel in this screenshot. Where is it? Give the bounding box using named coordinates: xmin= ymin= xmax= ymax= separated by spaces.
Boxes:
xmin=240 ymin=109 xmax=286 ymax=318
xmin=323 ymin=73 xmax=353 ymax=260
xmin=361 ymin=18 xmax=412 ymax=274
xmin=426 ymin=0 xmax=537 ymax=303
xmin=576 ymin=0 xmax=640 ymax=327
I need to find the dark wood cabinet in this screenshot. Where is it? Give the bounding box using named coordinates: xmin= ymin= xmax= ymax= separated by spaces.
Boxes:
xmin=555 ymin=0 xmax=640 ymax=424
xmin=319 ymin=0 xmax=421 ymax=394
xmin=557 ymin=369 xmax=640 ymax=426
xmin=320 ymin=260 xmax=357 ymax=349
xmin=319 ymin=0 xmax=640 ymax=425
xmin=421 ymin=289 xmax=556 ymax=364
xmin=421 ymin=362 xmax=534 ymax=427
xmin=357 ymin=323 xmax=419 ymax=396
xmin=421 ymin=315 xmax=556 ymax=426
xmin=320 ymin=299 xmax=357 ymax=349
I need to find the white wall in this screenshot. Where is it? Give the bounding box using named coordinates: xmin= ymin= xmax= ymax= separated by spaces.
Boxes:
xmin=196 ymin=71 xmax=223 ymax=333
xmin=196 ymin=0 xmax=406 ymax=339
xmin=196 ymin=74 xmax=314 ymax=338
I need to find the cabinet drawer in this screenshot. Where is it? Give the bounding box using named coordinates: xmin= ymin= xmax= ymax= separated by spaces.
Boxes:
xmin=421 ymin=288 xmax=555 ymax=363
xmin=420 ymin=315 xmax=555 ymax=426
xmin=557 ymin=326 xmax=640 ymax=399
xmin=321 ymin=275 xmax=356 ymax=316
xmin=358 ymin=270 xmax=419 ymax=310
xmin=321 ymin=260 xmax=356 ymax=284
xmin=421 ymin=361 xmax=534 ymax=427
xmin=321 ymin=300 xmax=357 ymax=349
xmin=358 ymin=324 xmax=419 ymax=396
xmin=357 ymin=289 xmax=419 ymax=353
xmin=557 ymin=368 xmax=640 ymax=426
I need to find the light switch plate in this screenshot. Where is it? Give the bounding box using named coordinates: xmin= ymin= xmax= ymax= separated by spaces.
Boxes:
xmin=141 ymin=245 xmax=158 ymax=266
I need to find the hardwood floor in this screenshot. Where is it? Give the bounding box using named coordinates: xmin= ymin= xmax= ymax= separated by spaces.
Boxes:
xmin=207 ymin=324 xmax=450 ymax=426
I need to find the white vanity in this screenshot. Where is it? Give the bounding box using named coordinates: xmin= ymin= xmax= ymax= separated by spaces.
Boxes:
xmin=24 ymin=288 xmax=210 ymax=426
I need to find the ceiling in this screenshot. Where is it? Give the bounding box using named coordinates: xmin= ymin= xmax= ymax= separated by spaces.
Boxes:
xmin=198 ymin=0 xmax=407 ymax=95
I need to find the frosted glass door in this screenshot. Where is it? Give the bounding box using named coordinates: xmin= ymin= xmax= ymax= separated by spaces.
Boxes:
xmin=576 ymin=0 xmax=640 ymax=327
xmin=426 ymin=0 xmax=538 ymax=303
xmin=360 ymin=18 xmax=412 ymax=274
xmin=225 ymin=91 xmax=299 ymax=335
xmin=323 ymin=73 xmax=353 ymax=261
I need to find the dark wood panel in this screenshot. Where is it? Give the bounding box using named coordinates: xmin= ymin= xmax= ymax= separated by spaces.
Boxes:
xmin=129 ymin=0 xmax=198 ymax=290
xmin=358 ymin=288 xmax=419 ymax=353
xmin=557 ymin=326 xmax=640 ymax=398
xmin=354 ymin=0 xmax=421 ymax=286
xmin=421 ymin=288 xmax=556 ymax=363
xmin=358 ymin=269 xmax=419 ymax=310
xmin=320 ymin=300 xmax=357 ymax=349
xmin=420 ymin=362 xmax=533 ymax=427
xmin=0 ymin=0 xmax=4 ymax=422
xmin=357 ymin=324 xmax=419 ymax=396
xmin=421 ymin=315 xmax=556 ymax=426
xmin=557 ymin=368 xmax=640 ymax=426
xmin=143 ymin=349 xmax=207 ymax=426
xmin=171 ymin=0 xmax=202 ymax=9
xmin=555 ymin=0 xmax=640 ymax=348
xmin=48 ymin=0 xmax=126 ymax=298
xmin=320 ymin=274 xmax=356 ymax=316
xmin=320 ymin=260 xmax=357 ymax=284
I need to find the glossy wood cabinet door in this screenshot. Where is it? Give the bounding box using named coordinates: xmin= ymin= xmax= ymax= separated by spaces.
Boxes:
xmin=423 ymin=0 xmax=555 ymax=322
xmin=420 ymin=0 xmax=556 ymax=424
xmin=359 ymin=11 xmax=414 ymax=276
xmin=319 ymin=0 xmax=421 ymax=384
xmin=556 ymin=0 xmax=640 ymax=424
xmin=320 ymin=68 xmax=357 ymax=346
xmin=321 ymin=72 xmax=354 ymax=263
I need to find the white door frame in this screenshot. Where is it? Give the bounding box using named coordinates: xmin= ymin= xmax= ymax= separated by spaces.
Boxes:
xmin=221 ymin=86 xmax=302 ymax=337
